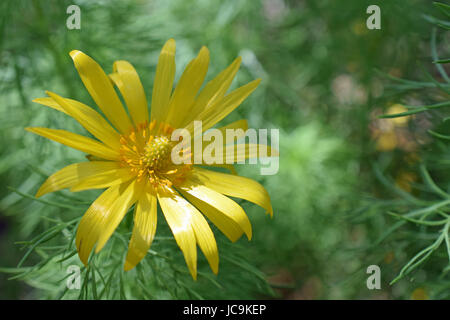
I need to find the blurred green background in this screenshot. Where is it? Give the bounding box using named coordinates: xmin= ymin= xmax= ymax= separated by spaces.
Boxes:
xmin=1 ymin=0 xmax=449 ymax=299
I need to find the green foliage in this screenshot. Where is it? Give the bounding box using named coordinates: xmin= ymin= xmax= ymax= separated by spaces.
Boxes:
xmin=359 ymin=1 xmax=450 ymax=299
xmin=0 ymin=0 xmax=448 ymax=300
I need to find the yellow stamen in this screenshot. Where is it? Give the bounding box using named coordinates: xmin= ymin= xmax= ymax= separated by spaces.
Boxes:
xmin=119 ymin=121 xmax=191 ymax=187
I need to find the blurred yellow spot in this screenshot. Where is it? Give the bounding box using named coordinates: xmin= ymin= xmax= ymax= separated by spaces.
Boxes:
xmin=386 ymin=104 xmax=410 ymax=127
xmin=405 ymin=153 xmax=420 ymax=165
xmin=395 ymin=171 xmax=417 ymax=193
xmin=346 ymin=62 xmax=358 ymax=73
xmin=384 ymin=251 xmax=394 ymax=264
xmin=388 ymin=68 xmax=403 ymax=77
xmin=352 ymin=20 xmax=367 ymax=35
xmin=376 ymin=131 xmax=397 ymax=151
xmin=411 ymin=288 xmax=428 ymax=300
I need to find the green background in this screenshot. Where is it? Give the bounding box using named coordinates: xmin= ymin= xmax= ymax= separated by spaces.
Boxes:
xmin=1 ymin=0 xmax=449 ymax=299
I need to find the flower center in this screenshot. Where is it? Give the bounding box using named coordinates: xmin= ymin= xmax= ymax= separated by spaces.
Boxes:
xmin=142 ymin=136 xmax=172 ymax=170
xmin=119 ymin=121 xmax=191 ymax=187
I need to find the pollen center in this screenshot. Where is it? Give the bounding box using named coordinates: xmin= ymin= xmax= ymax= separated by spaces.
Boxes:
xmin=142 ymin=136 xmax=172 ymax=170
xmin=119 ymin=120 xmax=191 ymax=188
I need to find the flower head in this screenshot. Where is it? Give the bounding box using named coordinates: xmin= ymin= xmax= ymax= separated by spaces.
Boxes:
xmin=27 ymin=39 xmax=275 ymax=279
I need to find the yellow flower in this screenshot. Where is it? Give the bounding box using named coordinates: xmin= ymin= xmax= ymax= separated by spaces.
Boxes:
xmin=395 ymin=171 xmax=417 ymax=193
xmin=375 ymin=131 xmax=397 ymax=151
xmin=386 ymin=104 xmax=410 ymax=127
xmin=26 ymin=39 xmax=275 ymax=279
xmin=411 ymin=288 xmax=428 ymax=300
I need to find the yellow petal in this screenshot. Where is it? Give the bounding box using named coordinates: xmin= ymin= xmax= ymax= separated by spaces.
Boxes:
xmin=95 ymin=180 xmax=142 ymax=253
xmin=150 ymin=39 xmax=176 ymax=124
xmin=202 ymin=164 xmax=237 ymax=175
xmin=189 ymin=203 xmax=219 ymax=274
xmin=178 ymin=183 xmax=252 ymax=240
xmin=69 ymin=50 xmax=132 ymax=134
xmin=70 ymin=167 xmax=134 ymax=192
xmin=76 ymin=184 xmax=123 ymax=265
xmin=36 ymin=161 xmax=121 ymax=197
xmin=26 ymin=127 xmax=119 ymax=161
xmin=124 ymin=192 xmax=157 ymax=271
xmin=181 ymin=189 xmax=243 ymax=242
xmin=185 ymin=79 xmax=261 ymax=134
xmin=191 ymin=167 xmax=273 ymax=217
xmin=159 ymin=187 xmax=219 ymax=275
xmin=196 ymin=119 xmax=248 ymax=156
xmin=182 ymin=57 xmax=241 ymax=127
xmin=165 ymin=46 xmax=209 ymax=127
xmin=157 ymin=187 xmax=198 ymax=280
xmin=220 ymin=143 xmax=278 ymax=163
xmin=32 ymin=97 xmax=67 ymax=115
xmin=43 ymin=92 xmax=121 ymax=150
xmin=110 ymin=60 xmax=149 ymax=125
xmin=216 ymin=119 xmax=248 ymax=136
